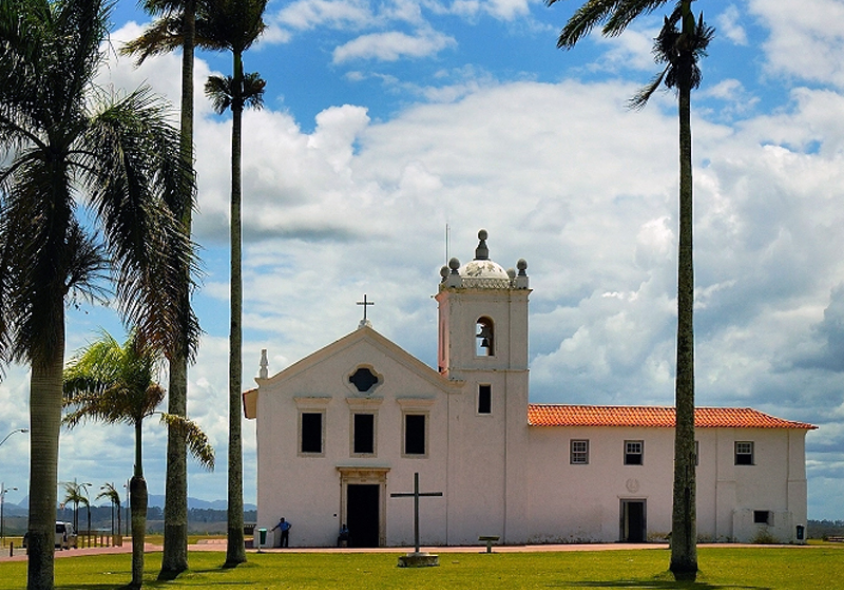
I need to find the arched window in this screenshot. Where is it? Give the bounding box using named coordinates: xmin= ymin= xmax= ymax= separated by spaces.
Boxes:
xmin=476 ymin=317 xmax=494 ymax=356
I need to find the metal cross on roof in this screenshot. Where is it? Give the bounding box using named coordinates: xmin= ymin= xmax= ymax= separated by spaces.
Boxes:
xmin=390 ymin=472 xmax=443 ymax=553
xmin=357 ymin=294 xmax=374 ymax=322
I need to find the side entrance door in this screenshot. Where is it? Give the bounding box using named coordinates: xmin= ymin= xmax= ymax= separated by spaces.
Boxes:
xmin=620 ymin=499 xmax=646 ymax=542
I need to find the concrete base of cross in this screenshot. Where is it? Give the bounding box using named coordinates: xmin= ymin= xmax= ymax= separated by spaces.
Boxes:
xmin=397 ymin=552 xmax=440 ymax=568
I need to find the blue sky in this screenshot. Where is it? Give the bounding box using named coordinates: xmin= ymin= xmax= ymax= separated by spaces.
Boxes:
xmin=3 ymin=0 xmax=844 ymax=521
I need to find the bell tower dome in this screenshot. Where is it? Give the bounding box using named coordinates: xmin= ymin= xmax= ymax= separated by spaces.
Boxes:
xmin=435 ymin=229 xmax=530 ymax=379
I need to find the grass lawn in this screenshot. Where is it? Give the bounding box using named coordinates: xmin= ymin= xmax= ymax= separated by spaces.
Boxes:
xmin=1 ymin=546 xmax=843 ymax=589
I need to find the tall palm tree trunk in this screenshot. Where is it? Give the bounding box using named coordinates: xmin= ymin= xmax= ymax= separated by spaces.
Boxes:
xmin=225 ymin=50 xmax=246 ymax=567
xmin=27 ymin=306 xmax=65 ymax=590
xmin=670 ymin=4 xmax=697 ymax=577
xmin=161 ymin=0 xmax=196 ymax=578
xmin=129 ymin=479 xmax=147 ymax=588
xmin=130 ymin=419 xmax=147 ymax=589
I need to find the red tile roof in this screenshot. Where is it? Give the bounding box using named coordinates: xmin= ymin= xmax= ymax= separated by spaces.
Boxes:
xmin=527 ymin=404 xmax=816 ymax=430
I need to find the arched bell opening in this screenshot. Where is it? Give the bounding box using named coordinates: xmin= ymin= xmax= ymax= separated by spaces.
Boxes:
xmin=476 ymin=316 xmax=494 ymax=357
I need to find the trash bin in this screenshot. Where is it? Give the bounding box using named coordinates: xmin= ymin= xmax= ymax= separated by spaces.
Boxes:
xmin=796 ymin=525 xmax=805 ymax=541
xmin=259 ymin=528 xmax=267 ymax=547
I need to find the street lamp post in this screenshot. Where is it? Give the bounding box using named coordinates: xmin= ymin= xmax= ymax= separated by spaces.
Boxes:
xmin=0 ymin=430 xmax=27 ymax=549
xmin=0 ymin=428 xmax=28 ymax=449
xmin=1 ymin=483 xmax=18 ymax=547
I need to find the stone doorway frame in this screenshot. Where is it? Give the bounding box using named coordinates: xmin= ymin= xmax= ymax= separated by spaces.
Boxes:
xmin=337 ymin=466 xmax=390 ymax=547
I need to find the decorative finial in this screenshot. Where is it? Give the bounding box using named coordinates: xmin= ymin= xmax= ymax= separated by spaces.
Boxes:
xmin=515 ymin=259 xmax=529 ymax=289
xmin=259 ymin=349 xmax=268 ymax=379
xmin=474 ymin=229 xmax=489 ymax=261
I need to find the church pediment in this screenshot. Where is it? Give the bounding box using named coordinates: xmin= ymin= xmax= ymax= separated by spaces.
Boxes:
xmin=246 ymin=325 xmax=462 ymax=418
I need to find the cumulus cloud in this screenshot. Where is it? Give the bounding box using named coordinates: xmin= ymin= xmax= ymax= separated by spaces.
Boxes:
xmin=274 ymin=0 xmax=374 ymax=31
xmin=716 ymin=5 xmax=748 ymax=45
xmin=750 ymin=0 xmax=844 ymax=89
xmin=332 ymin=29 xmax=457 ymax=63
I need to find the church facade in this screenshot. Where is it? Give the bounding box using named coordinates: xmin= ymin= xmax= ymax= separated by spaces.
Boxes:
xmin=244 ymin=230 xmax=814 ymax=548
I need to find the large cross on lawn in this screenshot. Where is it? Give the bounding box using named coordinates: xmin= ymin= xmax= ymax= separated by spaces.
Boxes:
xmin=390 ymin=472 xmax=443 ymax=553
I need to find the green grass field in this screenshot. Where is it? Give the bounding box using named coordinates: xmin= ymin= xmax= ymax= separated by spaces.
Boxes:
xmin=2 ymin=546 xmax=843 ymax=590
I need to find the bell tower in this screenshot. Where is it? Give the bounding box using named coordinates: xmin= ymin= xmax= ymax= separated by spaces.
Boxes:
xmin=436 ymin=229 xmax=530 ymax=380
xmin=436 ymin=229 xmax=531 ymax=544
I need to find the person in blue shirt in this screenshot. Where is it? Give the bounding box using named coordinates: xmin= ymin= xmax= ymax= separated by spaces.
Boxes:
xmin=272 ymin=517 xmax=292 ymax=547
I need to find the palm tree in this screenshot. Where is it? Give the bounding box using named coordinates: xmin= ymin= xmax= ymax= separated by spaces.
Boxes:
xmin=60 ymin=481 xmax=90 ymax=541
xmin=121 ymin=0 xmax=205 ymax=577
xmin=96 ymin=483 xmax=122 ymax=543
xmin=0 ymin=0 xmax=196 ymax=587
xmin=203 ymin=0 xmax=267 ymax=566
xmin=549 ymin=0 xmax=712 ymax=579
xmin=63 ymin=329 xmax=214 ymax=589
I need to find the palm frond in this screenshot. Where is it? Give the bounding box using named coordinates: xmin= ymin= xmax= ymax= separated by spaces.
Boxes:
xmin=554 ymin=0 xmax=665 ymax=48
xmin=63 ymin=328 xmax=165 ymax=426
xmin=96 ymin=482 xmax=121 ymax=505
xmin=205 ymin=75 xmax=234 ymax=114
xmin=119 ymin=16 xmax=185 ymax=64
xmin=242 ymin=72 xmax=266 ymax=110
xmin=200 ymin=0 xmax=268 ymax=53
xmin=629 ymin=67 xmax=668 ymax=110
xmin=159 ymin=413 xmax=215 ymax=470
xmin=82 ymin=87 xmax=200 ymax=358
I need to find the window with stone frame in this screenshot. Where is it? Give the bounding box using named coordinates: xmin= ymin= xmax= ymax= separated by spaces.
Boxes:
xmin=300 ymin=412 xmax=324 ymax=454
xmin=403 ymin=413 xmax=427 ymax=456
xmin=352 ymin=413 xmax=376 ymax=455
xmin=624 ymin=440 xmax=644 ymax=465
xmin=735 ymin=441 xmax=754 ymax=465
xmin=570 ymin=439 xmax=589 ymax=464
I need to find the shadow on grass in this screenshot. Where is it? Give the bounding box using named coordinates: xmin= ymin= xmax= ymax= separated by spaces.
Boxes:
xmin=563 ymin=578 xmax=771 ymax=590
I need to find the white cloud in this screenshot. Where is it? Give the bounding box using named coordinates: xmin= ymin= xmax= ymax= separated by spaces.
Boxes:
xmin=332 ymin=29 xmax=457 ymax=63
xmin=716 ymin=5 xmax=748 ymax=46
xmin=749 ymin=0 xmax=844 ymax=88
xmin=274 ymin=0 xmax=374 ymax=31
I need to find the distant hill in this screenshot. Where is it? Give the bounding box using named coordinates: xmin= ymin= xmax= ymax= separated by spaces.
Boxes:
xmin=10 ymin=496 xmax=256 ymax=515
xmin=147 ymin=495 xmax=257 ymax=512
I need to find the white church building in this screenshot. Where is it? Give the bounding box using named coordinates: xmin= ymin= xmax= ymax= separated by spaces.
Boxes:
xmin=244 ymin=230 xmax=815 ymax=548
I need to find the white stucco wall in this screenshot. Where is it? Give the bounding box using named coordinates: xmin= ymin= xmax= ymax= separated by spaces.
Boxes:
xmin=526 ymin=425 xmax=809 ymax=544
xmin=254 ymin=330 xmax=458 ymax=548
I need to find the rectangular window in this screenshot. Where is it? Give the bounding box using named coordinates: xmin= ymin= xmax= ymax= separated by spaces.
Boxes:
xmin=353 ymin=413 xmax=375 ymax=455
xmin=735 ymin=441 xmax=754 ymax=465
xmin=301 ymin=412 xmax=323 ymax=454
xmin=695 ymin=440 xmax=699 ymax=466
xmin=404 ymin=414 xmax=426 ymax=456
xmin=624 ymin=440 xmax=644 ymax=465
xmin=754 ymin=510 xmax=771 ymax=525
xmin=570 ymin=440 xmax=589 ymax=464
xmin=478 ymin=384 xmax=492 ymax=414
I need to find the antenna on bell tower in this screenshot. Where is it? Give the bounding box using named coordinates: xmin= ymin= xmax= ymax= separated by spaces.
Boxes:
xmin=445 ymin=223 xmax=450 ymax=264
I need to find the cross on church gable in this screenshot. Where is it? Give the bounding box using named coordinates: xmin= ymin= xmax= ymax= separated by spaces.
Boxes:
xmin=390 ymin=472 xmax=443 ymax=553
xmin=357 ymin=294 xmax=374 ymax=322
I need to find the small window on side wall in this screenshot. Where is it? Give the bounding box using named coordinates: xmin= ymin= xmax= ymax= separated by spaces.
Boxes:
xmin=754 ymin=510 xmax=772 ymax=525
xmin=570 ymin=440 xmax=589 ymax=464
xmin=624 ymin=440 xmax=643 ymax=465
xmin=478 ymin=384 xmax=492 ymax=414
xmin=735 ymin=441 xmax=754 ymax=465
